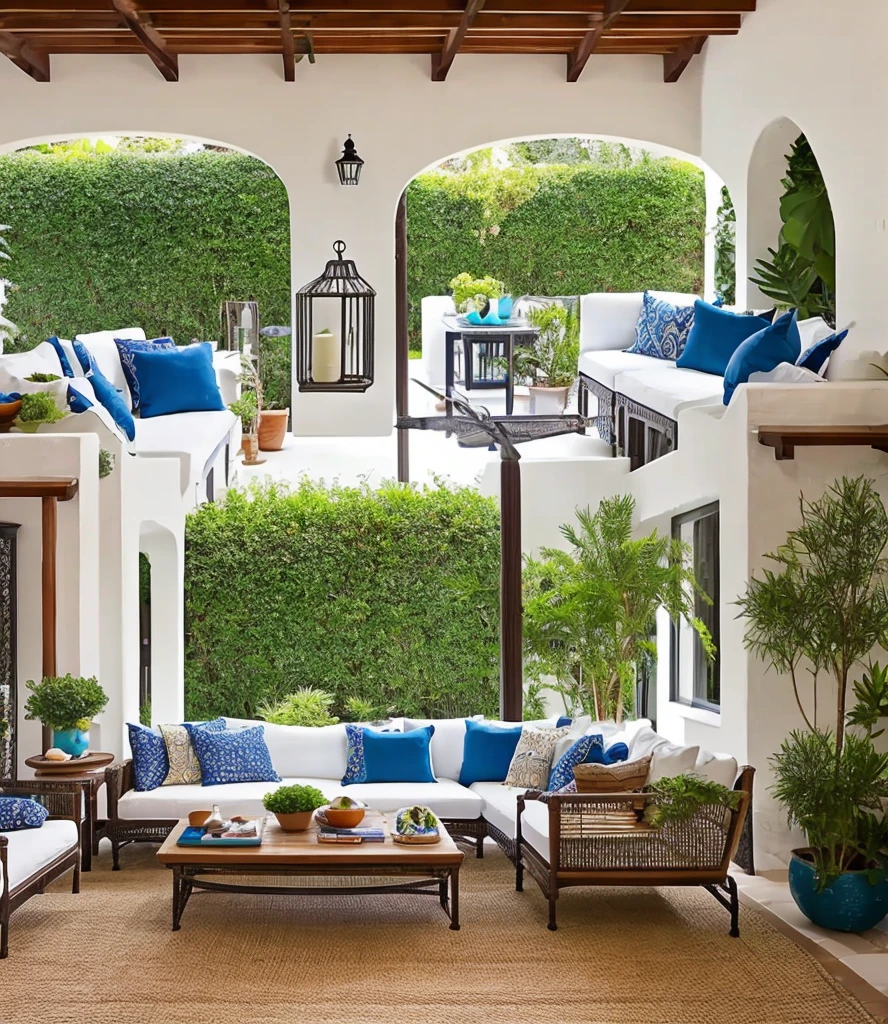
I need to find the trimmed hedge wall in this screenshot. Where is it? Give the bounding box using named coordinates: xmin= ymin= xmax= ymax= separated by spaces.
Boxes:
xmin=184 ymin=481 xmax=501 ymax=721
xmin=406 ymin=160 xmax=705 ymax=348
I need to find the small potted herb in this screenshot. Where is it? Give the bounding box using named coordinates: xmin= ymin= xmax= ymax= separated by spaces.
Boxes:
xmin=263 ymin=783 xmax=328 ymax=832
xmin=14 ymin=392 xmax=66 ymax=433
xmin=24 ymin=674 xmax=109 ymax=756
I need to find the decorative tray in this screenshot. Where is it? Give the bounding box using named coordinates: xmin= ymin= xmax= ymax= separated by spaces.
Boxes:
xmin=25 ymin=751 xmax=114 ymax=774
xmin=392 ymin=832 xmax=442 ymax=845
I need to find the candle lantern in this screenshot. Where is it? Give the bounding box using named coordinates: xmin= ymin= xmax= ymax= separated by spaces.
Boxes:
xmin=294 ymin=241 xmax=375 ymax=393
xmin=222 ymin=300 xmax=259 ymax=353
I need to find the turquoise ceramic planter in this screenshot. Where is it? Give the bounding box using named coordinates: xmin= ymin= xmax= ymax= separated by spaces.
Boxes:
xmin=497 ymin=295 xmax=513 ymax=319
xmin=53 ymin=727 xmax=89 ymax=757
xmin=789 ymin=850 xmax=888 ymax=932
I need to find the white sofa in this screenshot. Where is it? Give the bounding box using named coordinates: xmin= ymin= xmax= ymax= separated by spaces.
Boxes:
xmin=0 ymin=330 xmax=241 ymax=507
xmin=105 ymin=716 xmax=749 ymax=876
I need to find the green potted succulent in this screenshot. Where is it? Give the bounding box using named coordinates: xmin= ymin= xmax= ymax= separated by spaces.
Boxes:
xmin=24 ymin=674 xmax=109 ymax=756
xmin=737 ymin=477 xmax=888 ymax=931
xmin=510 ymin=304 xmax=579 ymax=414
xmin=14 ymin=392 xmax=66 ymax=433
xmin=263 ymin=783 xmax=328 ymax=832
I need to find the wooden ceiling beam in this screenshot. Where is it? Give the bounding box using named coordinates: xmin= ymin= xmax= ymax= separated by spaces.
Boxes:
xmin=110 ymin=0 xmax=177 ymax=80
xmin=567 ymin=0 xmax=629 ymax=82
xmin=0 ymin=2 xmax=757 ymax=12
xmin=663 ymin=33 xmax=705 ymax=81
xmin=431 ymin=0 xmax=485 ymax=81
xmin=269 ymin=0 xmax=296 ymax=80
xmin=0 ymin=29 xmax=48 ymax=80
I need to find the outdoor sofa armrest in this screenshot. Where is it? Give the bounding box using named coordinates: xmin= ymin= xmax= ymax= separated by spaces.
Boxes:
xmin=105 ymin=760 xmax=134 ymax=820
xmin=0 ymin=780 xmax=80 ymax=824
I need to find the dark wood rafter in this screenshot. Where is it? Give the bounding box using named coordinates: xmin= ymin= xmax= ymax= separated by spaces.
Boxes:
xmin=110 ymin=0 xmax=178 ymax=81
xmin=663 ymin=33 xmax=705 ymax=81
xmin=758 ymin=425 xmax=888 ymax=462
xmin=270 ymin=0 xmax=296 ymax=80
xmin=431 ymin=0 xmax=486 ymax=82
xmin=567 ymin=0 xmax=630 ymax=82
xmin=0 ymin=31 xmax=49 ymax=81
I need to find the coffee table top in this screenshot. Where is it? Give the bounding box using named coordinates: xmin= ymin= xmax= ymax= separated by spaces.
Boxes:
xmin=157 ymin=812 xmax=465 ymax=867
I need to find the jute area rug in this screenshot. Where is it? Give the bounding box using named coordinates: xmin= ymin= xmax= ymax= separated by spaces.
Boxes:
xmin=0 ymin=844 xmax=877 ymax=1024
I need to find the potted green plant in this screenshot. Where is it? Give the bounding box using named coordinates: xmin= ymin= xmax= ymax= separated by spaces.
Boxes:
xmin=14 ymin=392 xmax=66 ymax=433
xmin=448 ymin=272 xmax=505 ymax=317
xmin=523 ymin=494 xmax=713 ymax=722
xmin=510 ymin=304 xmax=579 ymax=414
xmin=263 ymin=783 xmax=328 ymax=832
xmin=24 ymin=674 xmax=109 ymax=756
xmin=737 ymin=476 xmax=888 ymax=931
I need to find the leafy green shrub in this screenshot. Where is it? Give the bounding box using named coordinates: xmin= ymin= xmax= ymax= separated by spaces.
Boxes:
xmin=184 ymin=479 xmax=501 ymax=721
xmin=98 ymin=448 xmax=114 ymax=478
xmin=15 ymin=392 xmax=65 ymax=430
xmin=263 ymin=784 xmax=328 ymax=814
xmin=258 ymin=687 xmax=340 ymax=726
xmin=24 ymin=674 xmax=108 ymax=730
xmin=645 ymin=775 xmax=741 ymax=827
xmin=714 ymin=186 xmax=736 ymax=306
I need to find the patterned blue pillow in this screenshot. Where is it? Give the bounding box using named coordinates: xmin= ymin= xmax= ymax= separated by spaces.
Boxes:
xmin=71 ymin=338 xmax=94 ymax=374
xmin=0 ymin=796 xmax=49 ymax=831
xmin=46 ymin=336 xmax=75 ymax=377
xmin=627 ymin=292 xmax=696 ymax=360
xmin=548 ymin=734 xmax=600 ymax=791
xmin=127 ymin=722 xmax=168 ymax=791
xmin=342 ymin=724 xmax=368 ymax=785
xmin=191 ymin=725 xmax=280 ymax=787
xmin=114 ymin=337 xmax=176 ymax=412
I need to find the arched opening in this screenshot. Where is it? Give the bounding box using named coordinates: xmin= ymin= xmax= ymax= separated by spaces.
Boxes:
xmin=746 ymin=118 xmax=836 ymax=324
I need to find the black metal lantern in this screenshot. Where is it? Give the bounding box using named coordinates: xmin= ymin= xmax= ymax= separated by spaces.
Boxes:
xmin=295 ymin=240 xmax=375 ymax=392
xmin=335 ymin=134 xmax=363 ymax=186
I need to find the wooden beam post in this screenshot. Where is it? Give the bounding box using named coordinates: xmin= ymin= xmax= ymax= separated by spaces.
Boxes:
xmin=395 ymin=191 xmax=410 ymax=484
xmin=663 ymin=36 xmax=706 ymax=83
xmin=275 ymin=0 xmax=296 ymax=81
xmin=0 ymin=32 xmax=49 ymax=82
xmin=499 ymin=458 xmax=523 ymax=721
xmin=111 ymin=0 xmax=178 ymax=81
xmin=40 ymin=496 xmax=57 ymax=752
xmin=567 ymin=0 xmax=630 ymax=82
xmin=431 ymin=0 xmax=485 ymax=82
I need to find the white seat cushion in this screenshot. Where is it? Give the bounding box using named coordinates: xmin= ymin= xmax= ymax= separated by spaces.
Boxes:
xmin=797 ymin=316 xmax=834 ymax=351
xmin=695 ymin=750 xmax=739 ymax=788
xmin=649 ymin=743 xmax=700 ymax=784
xmin=614 ymin=365 xmax=724 ymax=419
xmin=2 ymin=819 xmax=78 ymax=893
xmin=470 ymin=782 xmax=525 ymax=839
xmin=75 ymin=328 xmax=146 ymax=408
xmin=135 ymin=410 xmax=237 ymax=495
xmin=117 ymin=777 xmax=336 ymax=820
xmin=222 ymin=719 xmax=349 ymax=780
xmin=578 ymin=349 xmax=666 ymax=390
xmin=519 ymin=799 xmax=551 ymax=861
xmin=329 ymin=779 xmax=483 ymax=820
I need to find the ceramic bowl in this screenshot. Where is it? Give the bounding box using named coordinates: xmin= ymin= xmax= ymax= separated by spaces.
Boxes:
xmin=323 ymin=806 xmax=366 ymax=828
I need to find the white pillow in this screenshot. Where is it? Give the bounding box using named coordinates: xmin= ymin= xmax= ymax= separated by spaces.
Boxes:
xmin=695 ymin=750 xmax=739 ymax=788
xmin=404 ymin=717 xmax=481 ymax=782
xmin=627 ymin=725 xmax=669 ymax=760
xmin=74 ymin=328 xmax=146 ymax=408
xmin=649 ymin=743 xmax=700 ymax=784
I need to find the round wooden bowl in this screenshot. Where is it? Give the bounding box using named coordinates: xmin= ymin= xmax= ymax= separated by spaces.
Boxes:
xmin=323 ymin=806 xmax=366 ymax=828
xmin=0 ymin=398 xmax=22 ymax=433
xmin=25 ymin=751 xmax=114 ymax=774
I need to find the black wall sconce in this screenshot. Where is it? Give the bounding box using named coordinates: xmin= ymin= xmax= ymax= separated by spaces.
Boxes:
xmin=335 ymin=134 xmax=363 ymax=186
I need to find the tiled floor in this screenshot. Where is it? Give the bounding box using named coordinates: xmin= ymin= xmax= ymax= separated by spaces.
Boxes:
xmin=735 ymin=869 xmax=888 ymax=1020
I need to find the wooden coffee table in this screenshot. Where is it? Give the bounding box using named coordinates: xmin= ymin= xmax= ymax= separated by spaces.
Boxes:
xmin=157 ymin=813 xmax=465 ymax=930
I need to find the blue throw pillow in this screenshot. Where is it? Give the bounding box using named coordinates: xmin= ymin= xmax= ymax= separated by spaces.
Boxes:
xmin=458 ymin=719 xmax=523 ymax=786
xmin=342 ymin=723 xmax=368 ymax=785
xmin=797 ymin=329 xmax=849 ymax=374
xmin=115 ymin=337 xmax=176 ymax=412
xmin=360 ymin=724 xmax=436 ymax=784
xmin=677 ymin=301 xmax=773 ymax=377
xmin=127 ymin=722 xmax=169 ymax=791
xmin=191 ymin=724 xmax=280 ymax=786
xmin=130 ymin=343 xmax=224 ymax=419
xmin=0 ymin=796 xmax=49 ymax=831
xmin=67 ymin=384 xmax=93 ymax=414
xmin=71 ymin=338 xmax=93 ymax=374
xmin=626 ymin=292 xmax=696 ymax=360
xmin=548 ymin=734 xmax=597 ymax=791
xmin=88 ymin=364 xmax=136 ymax=442
xmin=605 ymin=741 xmax=629 ymax=764
xmin=555 ymin=716 xmax=572 ymax=728
xmin=723 ymin=310 xmax=802 ymax=405
xmin=46 ymin=336 xmax=75 ymax=377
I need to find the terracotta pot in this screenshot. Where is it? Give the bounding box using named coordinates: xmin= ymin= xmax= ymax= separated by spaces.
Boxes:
xmin=258 ymin=408 xmax=289 ymax=451
xmin=242 ymin=435 xmax=260 ymax=464
xmin=528 ymin=385 xmax=570 ymax=415
xmin=273 ymin=810 xmax=315 ymax=833
xmin=0 ymin=398 xmax=22 ymax=433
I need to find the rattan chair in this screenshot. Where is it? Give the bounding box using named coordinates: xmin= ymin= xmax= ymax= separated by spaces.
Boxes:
xmin=515 ymin=765 xmax=754 ymax=934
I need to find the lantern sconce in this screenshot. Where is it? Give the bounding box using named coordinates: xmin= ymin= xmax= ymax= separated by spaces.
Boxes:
xmin=335 ymin=134 xmax=363 ymax=186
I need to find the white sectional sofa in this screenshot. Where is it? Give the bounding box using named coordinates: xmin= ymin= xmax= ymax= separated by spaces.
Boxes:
xmin=577 ymin=292 xmax=835 ymax=468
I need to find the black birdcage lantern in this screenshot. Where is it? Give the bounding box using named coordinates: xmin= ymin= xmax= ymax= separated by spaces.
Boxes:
xmin=295 ymin=240 xmax=375 ymax=393
xmin=335 ymin=134 xmax=363 ymax=186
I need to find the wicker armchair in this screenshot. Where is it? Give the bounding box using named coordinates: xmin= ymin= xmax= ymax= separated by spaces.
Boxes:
xmin=0 ymin=780 xmax=81 ymax=958
xmin=516 ymin=765 xmax=753 ymax=935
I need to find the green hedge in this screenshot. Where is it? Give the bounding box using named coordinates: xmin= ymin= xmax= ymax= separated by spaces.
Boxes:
xmin=407 ymin=160 xmax=705 ymax=348
xmin=184 ymin=480 xmax=501 ymax=721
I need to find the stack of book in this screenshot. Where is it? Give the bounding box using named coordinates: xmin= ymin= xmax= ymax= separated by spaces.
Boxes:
xmin=317 ymin=823 xmax=386 ymax=845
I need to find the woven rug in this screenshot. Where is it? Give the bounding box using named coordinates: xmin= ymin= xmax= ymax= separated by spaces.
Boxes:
xmin=0 ymin=844 xmax=877 ymax=1024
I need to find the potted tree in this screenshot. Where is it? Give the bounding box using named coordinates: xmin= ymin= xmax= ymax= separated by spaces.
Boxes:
xmin=523 ymin=494 xmax=713 ymax=723
xmin=229 ymin=390 xmax=260 ymax=464
xmin=737 ymin=476 xmax=888 ymax=931
xmin=23 ymin=674 xmax=109 ymax=757
xmin=511 ymin=304 xmax=579 ymax=414
xmin=263 ymin=783 xmax=328 ymax=832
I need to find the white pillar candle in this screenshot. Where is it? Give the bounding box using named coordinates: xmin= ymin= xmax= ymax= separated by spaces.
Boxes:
xmin=313 ymin=331 xmax=341 ymax=383
xmin=239 ymin=305 xmax=253 ymax=331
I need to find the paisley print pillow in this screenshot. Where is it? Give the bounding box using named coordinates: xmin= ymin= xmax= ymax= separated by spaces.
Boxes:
xmin=503 ymin=725 xmax=569 ymax=790
xmin=626 ymin=292 xmax=695 ymax=360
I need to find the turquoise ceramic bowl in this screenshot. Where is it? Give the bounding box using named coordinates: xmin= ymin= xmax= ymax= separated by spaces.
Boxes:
xmin=789 ymin=850 xmax=888 ymax=932
xmin=53 ymin=728 xmax=89 ymax=757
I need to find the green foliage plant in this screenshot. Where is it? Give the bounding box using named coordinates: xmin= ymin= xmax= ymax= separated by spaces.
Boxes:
xmin=229 ymin=390 xmax=259 ymax=435
xmin=24 ymin=674 xmax=108 ymax=731
xmin=25 ymin=372 xmax=61 ymax=383
xmin=713 ymin=186 xmax=736 ymax=306
xmin=448 ymin=272 xmax=505 ymax=313
xmin=15 ymin=392 xmax=65 ymax=431
xmin=262 ymin=784 xmax=328 ymax=815
xmin=523 ymin=494 xmax=713 ymax=723
xmin=737 ymin=477 xmax=888 ymax=889
xmin=258 ymin=687 xmax=340 ymax=727
xmin=644 ymin=774 xmax=742 ymax=828
xmin=98 ymin=448 xmax=114 ymax=478
xmin=510 ymin=303 xmax=579 ymax=389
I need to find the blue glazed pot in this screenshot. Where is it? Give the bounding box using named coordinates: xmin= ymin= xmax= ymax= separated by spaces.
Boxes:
xmin=789 ymin=850 xmax=888 ymax=932
xmin=53 ymin=727 xmax=89 ymax=758
xmin=497 ymin=295 xmax=513 ymax=320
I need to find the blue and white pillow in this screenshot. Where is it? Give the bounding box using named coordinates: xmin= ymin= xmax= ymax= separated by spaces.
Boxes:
xmin=343 ymin=723 xmax=368 ymax=785
xmin=46 ymin=336 xmax=75 ymax=378
xmin=191 ymin=725 xmax=280 ymax=787
xmin=626 ymin=292 xmax=696 ymax=361
xmin=114 ymin=337 xmax=176 ymax=412
xmin=548 ymin=734 xmax=599 ymax=791
xmin=85 ymin=362 xmax=135 ymax=442
xmin=127 ymin=722 xmax=169 ymax=791
xmin=0 ymin=796 xmax=49 ymax=831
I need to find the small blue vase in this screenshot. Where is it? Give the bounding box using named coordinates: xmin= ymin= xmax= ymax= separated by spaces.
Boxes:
xmin=789 ymin=850 xmax=888 ymax=931
xmin=497 ymin=295 xmax=513 ymax=320
xmin=53 ymin=728 xmax=89 ymax=757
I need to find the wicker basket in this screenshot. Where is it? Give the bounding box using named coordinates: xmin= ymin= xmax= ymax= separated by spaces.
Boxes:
xmin=573 ymin=755 xmax=651 ymax=793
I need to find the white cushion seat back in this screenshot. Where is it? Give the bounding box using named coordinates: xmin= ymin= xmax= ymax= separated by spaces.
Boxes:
xmin=74 ymin=327 xmax=146 ymax=407
xmin=222 ymin=718 xmax=349 ymax=780
xmin=326 ymin=779 xmax=482 ymax=820
xmin=579 ymin=291 xmax=698 ymax=354
xmin=0 ymin=340 xmax=64 ymax=387
xmin=2 ymin=819 xmax=78 ymax=892
xmin=421 ymin=295 xmax=456 ymax=388
xmin=578 ymin=349 xmax=666 ymax=389
xmin=404 ymin=716 xmax=480 ymax=781
xmin=695 ymin=750 xmax=739 ymax=788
